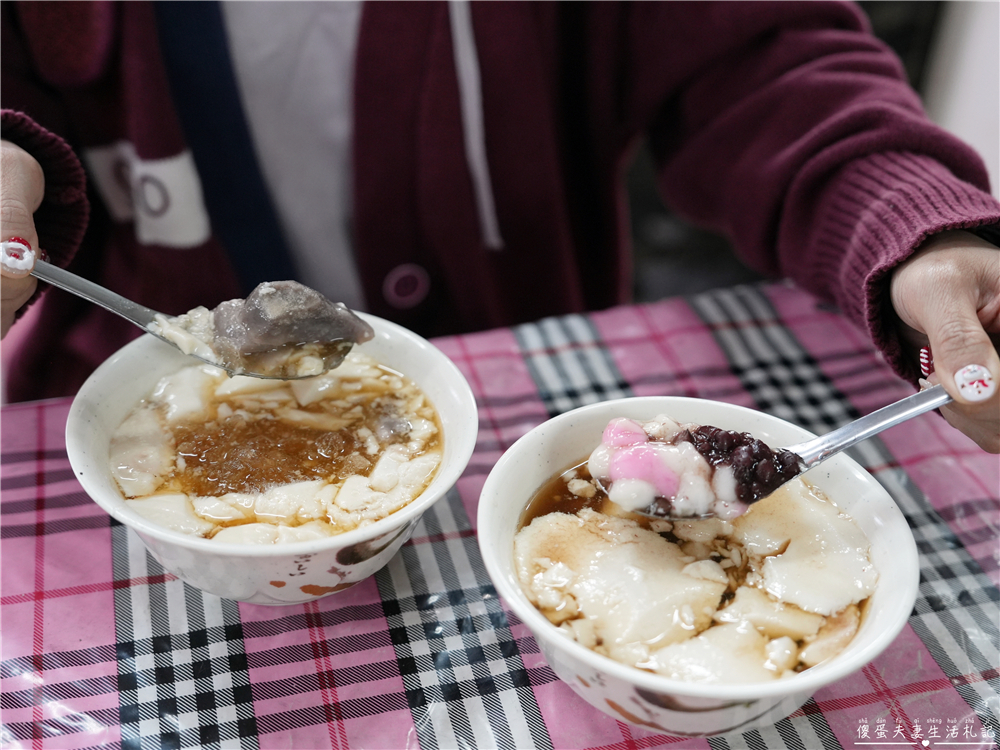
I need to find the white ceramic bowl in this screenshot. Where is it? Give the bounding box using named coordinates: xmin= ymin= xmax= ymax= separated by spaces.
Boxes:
xmin=67 ymin=313 xmax=478 ymax=605
xmin=478 ymin=396 xmax=918 ymax=737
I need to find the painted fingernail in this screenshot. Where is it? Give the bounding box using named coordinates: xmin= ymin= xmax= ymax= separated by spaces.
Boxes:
xmin=953 ymin=364 xmax=996 ymax=402
xmin=919 ymin=346 xmax=934 ymax=377
xmin=918 ymin=378 xmax=932 ymax=391
xmin=1 ymin=237 xmax=35 ymax=275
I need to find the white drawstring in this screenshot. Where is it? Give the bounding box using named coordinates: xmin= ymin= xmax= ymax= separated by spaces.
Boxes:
xmin=448 ymin=0 xmax=504 ymax=250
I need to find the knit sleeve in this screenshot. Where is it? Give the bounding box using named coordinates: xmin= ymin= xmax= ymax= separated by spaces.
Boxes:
xmin=1 ymin=109 xmax=90 ymax=270
xmin=618 ymin=1 xmax=1000 ymax=382
xmin=795 ymin=152 xmax=999 ymax=383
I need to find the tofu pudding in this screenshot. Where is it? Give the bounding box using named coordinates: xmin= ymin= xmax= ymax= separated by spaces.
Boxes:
xmin=109 ymin=352 xmax=442 ymax=544
xmin=514 ymin=416 xmax=878 ymax=684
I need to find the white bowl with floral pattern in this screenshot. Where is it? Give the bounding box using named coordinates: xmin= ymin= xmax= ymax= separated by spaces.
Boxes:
xmin=67 ymin=314 xmax=478 ymax=605
xmin=477 ymin=396 xmax=918 ymax=737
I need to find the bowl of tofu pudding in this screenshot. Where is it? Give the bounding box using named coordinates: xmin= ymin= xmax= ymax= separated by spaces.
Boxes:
xmin=477 ymin=396 xmax=918 ymax=737
xmin=66 ymin=312 xmax=478 ymax=605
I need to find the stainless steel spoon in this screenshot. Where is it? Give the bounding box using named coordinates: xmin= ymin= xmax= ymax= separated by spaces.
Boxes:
xmin=30 ymin=259 xmax=350 ymax=379
xmin=601 ymin=384 xmax=953 ymax=520
xmin=781 ymin=383 xmax=952 ymax=472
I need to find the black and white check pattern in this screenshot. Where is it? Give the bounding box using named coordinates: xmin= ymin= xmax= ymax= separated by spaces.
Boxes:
xmin=374 ymin=487 xmax=555 ymax=750
xmin=708 ymin=708 xmax=844 ymax=750
xmin=112 ymin=524 xmax=258 ymax=750
xmin=514 ymin=314 xmax=633 ymax=416
xmin=689 ymin=286 xmax=860 ymax=432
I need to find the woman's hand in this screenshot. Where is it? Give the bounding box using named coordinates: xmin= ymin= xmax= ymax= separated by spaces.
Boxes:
xmin=1 ymin=139 xmax=44 ymax=338
xmin=890 ymin=229 xmax=1000 ymax=453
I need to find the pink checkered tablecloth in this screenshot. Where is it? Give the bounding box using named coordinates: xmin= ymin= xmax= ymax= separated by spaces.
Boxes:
xmin=2 ymin=282 xmax=998 ymax=750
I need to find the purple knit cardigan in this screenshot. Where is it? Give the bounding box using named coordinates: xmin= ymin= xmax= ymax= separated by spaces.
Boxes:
xmin=2 ymin=1 xmax=998 ymax=401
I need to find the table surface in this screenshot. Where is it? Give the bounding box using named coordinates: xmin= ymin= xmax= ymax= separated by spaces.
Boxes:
xmin=2 ymin=282 xmax=998 ymax=750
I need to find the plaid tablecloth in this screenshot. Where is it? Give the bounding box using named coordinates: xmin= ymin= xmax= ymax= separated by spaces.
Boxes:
xmin=2 ymin=282 xmax=998 ymax=750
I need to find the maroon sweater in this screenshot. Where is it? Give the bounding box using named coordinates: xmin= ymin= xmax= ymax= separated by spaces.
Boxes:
xmin=2 ymin=1 xmax=999 ymax=402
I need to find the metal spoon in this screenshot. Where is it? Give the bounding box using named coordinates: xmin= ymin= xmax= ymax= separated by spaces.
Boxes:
xmin=782 ymin=383 xmax=952 ymax=472
xmin=601 ymin=384 xmax=953 ymax=520
xmin=30 ymin=259 xmax=351 ymax=380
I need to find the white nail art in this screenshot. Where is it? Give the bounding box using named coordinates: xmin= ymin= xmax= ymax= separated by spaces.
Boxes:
xmin=1 ymin=240 xmax=34 ymax=274
xmin=953 ymin=364 xmax=996 ymax=402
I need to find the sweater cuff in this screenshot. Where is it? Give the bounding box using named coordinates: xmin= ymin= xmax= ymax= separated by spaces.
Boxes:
xmin=1 ymin=109 xmax=89 ymax=269
xmin=819 ymin=151 xmax=1000 ymax=383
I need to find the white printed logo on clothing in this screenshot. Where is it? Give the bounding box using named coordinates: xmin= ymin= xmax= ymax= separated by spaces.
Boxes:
xmin=83 ymin=141 xmax=212 ymax=249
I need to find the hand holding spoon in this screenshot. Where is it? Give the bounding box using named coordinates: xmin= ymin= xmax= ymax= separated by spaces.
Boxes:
xmin=30 ymin=259 xmax=373 ymax=380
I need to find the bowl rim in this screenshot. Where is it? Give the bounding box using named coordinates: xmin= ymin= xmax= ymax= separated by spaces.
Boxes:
xmin=477 ymin=395 xmax=919 ymax=702
xmin=67 ymin=312 xmax=479 ymax=558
